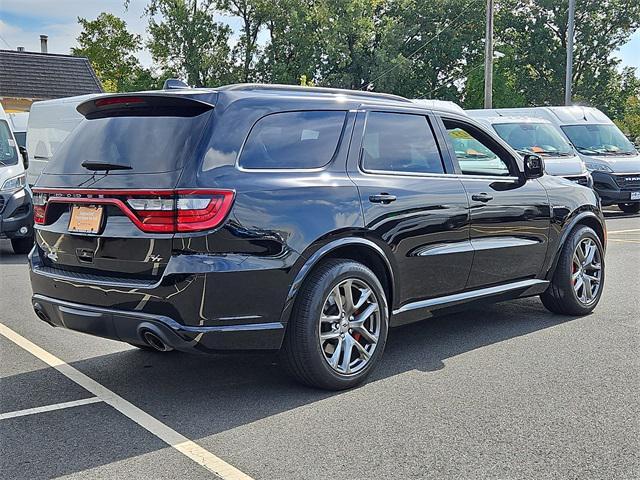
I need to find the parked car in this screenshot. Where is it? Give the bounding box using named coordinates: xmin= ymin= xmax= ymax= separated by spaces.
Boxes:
xmin=26 ymin=93 xmax=103 ymax=185
xmin=472 ymin=106 xmax=640 ymax=213
xmin=30 ymin=85 xmax=606 ymax=390
xmin=0 ymin=104 xmax=33 ymax=254
xmin=7 ymin=111 xmax=28 ymax=148
xmin=467 ymin=113 xmax=592 ymax=187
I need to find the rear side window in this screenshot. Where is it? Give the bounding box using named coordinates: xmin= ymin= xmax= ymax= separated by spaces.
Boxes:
xmin=361 ymin=112 xmax=444 ymax=174
xmin=239 ymin=111 xmax=347 ymax=169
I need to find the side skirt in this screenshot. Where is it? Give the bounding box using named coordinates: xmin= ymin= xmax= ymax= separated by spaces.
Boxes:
xmin=391 ymin=279 xmax=549 ymax=327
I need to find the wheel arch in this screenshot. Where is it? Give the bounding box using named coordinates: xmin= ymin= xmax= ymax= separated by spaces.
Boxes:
xmin=545 ymin=210 xmax=606 ymax=281
xmin=279 ymin=237 xmax=396 ymax=327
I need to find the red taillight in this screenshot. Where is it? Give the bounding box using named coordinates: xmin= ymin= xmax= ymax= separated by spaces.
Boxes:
xmin=31 ymin=189 xmax=235 ymax=233
xmin=94 ymin=96 xmax=145 ymax=107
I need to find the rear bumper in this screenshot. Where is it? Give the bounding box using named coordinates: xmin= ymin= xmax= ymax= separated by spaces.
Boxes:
xmin=0 ymin=187 xmax=33 ymax=239
xmin=29 ymin=245 xmax=298 ymax=352
xmin=32 ymin=294 xmax=285 ymax=352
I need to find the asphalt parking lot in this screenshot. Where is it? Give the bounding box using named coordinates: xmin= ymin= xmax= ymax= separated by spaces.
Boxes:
xmin=1 ymin=210 xmax=639 ymax=480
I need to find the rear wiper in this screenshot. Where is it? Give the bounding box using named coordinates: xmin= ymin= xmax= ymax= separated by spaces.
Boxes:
xmin=81 ymin=160 xmax=132 ymax=171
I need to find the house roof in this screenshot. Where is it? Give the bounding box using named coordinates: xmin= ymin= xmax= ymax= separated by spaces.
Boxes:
xmin=0 ymin=49 xmax=103 ymax=101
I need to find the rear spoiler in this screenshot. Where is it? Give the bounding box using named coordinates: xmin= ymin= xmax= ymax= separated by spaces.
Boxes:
xmin=76 ymin=92 xmax=217 ymax=118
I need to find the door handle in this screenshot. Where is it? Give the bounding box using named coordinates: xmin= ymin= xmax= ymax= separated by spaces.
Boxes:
xmin=369 ymin=193 xmax=397 ymax=204
xmin=471 ymin=193 xmax=493 ymax=202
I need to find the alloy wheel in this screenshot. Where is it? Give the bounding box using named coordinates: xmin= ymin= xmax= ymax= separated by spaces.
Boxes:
xmin=318 ymin=278 xmax=381 ymax=375
xmin=572 ymin=238 xmax=602 ymax=305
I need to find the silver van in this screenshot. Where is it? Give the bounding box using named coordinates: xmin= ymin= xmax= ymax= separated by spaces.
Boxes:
xmin=468 ymin=113 xmax=591 ymax=187
xmin=469 ymin=106 xmax=640 ymax=213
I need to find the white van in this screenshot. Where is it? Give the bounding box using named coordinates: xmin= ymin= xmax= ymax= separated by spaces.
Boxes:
xmin=7 ymin=111 xmax=28 ymax=148
xmin=0 ymin=104 xmax=33 ymax=253
xmin=469 ymin=106 xmax=640 ymax=213
xmin=26 ymin=93 xmax=103 ymax=185
xmin=468 ymin=113 xmax=591 ymax=187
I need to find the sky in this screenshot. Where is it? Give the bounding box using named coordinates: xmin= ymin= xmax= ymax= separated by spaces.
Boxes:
xmin=1 ymin=0 xmax=639 ymax=74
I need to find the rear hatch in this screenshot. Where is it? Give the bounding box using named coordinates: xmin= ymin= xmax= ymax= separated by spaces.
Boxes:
xmin=33 ymin=93 xmax=219 ymax=280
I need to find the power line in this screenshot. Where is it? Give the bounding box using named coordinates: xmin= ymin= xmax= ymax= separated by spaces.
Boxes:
xmin=0 ymin=33 xmax=12 ymax=49
xmin=365 ymin=0 xmax=485 ymax=89
xmin=418 ymin=61 xmax=485 ymax=99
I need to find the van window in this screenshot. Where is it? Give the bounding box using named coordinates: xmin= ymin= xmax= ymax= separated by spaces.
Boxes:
xmin=239 ymin=111 xmax=346 ymax=169
xmin=361 ymin=112 xmax=444 ymax=174
xmin=45 ymin=110 xmax=212 ymax=175
xmin=561 ymin=124 xmax=636 ymax=155
xmin=0 ymin=121 xmax=18 ymax=166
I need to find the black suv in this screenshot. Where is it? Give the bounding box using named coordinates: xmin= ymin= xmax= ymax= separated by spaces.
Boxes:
xmin=29 ymin=85 xmax=606 ymax=390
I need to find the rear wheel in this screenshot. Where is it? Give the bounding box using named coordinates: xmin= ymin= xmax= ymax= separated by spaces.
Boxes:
xmin=617 ymin=202 xmax=640 ymax=214
xmin=11 ymin=235 xmax=33 ymax=254
xmin=282 ymin=259 xmax=389 ymax=390
xmin=541 ymin=226 xmax=604 ymax=315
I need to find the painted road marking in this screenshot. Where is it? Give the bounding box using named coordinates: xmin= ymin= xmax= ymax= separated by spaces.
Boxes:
xmin=608 ymin=238 xmax=640 ymax=244
xmin=608 ymin=228 xmax=640 ymax=234
xmin=0 ymin=323 xmax=254 ymax=480
xmin=0 ymin=397 xmax=102 ymax=421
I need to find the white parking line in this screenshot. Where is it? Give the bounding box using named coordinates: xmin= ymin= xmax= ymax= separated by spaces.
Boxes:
xmin=0 ymin=323 xmax=254 ymax=480
xmin=0 ymin=397 xmax=103 ymax=420
xmin=608 ymin=228 xmax=640 ymax=234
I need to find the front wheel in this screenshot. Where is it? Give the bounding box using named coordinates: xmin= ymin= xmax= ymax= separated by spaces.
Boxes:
xmin=541 ymin=226 xmax=604 ymax=315
xmin=281 ymin=259 xmax=389 ymax=390
xmin=617 ymin=202 xmax=640 ymax=214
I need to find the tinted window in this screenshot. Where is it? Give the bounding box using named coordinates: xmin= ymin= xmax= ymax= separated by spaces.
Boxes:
xmin=362 ymin=112 xmax=444 ymax=174
xmin=239 ymin=111 xmax=346 ymax=169
xmin=46 ymin=111 xmax=212 ymax=174
xmin=0 ymin=121 xmax=18 ymax=166
xmin=13 ymin=132 xmax=26 ymax=148
xmin=443 ymin=120 xmax=512 ymax=176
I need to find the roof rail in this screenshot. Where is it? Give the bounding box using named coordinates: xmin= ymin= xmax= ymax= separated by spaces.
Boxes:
xmin=218 ymin=83 xmax=412 ymax=103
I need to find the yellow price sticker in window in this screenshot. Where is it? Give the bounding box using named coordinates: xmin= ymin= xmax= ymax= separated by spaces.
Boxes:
xmin=449 ymin=129 xmax=474 ymax=139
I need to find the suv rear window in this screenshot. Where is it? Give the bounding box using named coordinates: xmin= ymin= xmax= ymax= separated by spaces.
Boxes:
xmin=45 ymin=110 xmax=212 ymax=175
xmin=239 ymin=111 xmax=347 ymax=169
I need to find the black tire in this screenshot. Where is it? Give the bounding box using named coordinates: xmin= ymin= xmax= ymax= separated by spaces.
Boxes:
xmin=541 ymin=226 xmax=605 ymax=315
xmin=617 ymin=202 xmax=640 ymax=214
xmin=281 ymin=259 xmax=389 ymax=390
xmin=11 ymin=235 xmax=33 ymax=254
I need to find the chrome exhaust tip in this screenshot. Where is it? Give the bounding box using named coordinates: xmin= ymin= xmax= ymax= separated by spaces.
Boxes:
xmin=141 ymin=329 xmax=174 ymax=352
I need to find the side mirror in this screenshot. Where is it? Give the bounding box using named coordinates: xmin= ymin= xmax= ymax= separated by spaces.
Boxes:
xmin=523 ymin=153 xmax=544 ymax=179
xmin=19 ymin=146 xmax=29 ymax=169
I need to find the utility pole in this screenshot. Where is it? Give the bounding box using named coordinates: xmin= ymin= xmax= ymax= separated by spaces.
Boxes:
xmin=565 ymin=0 xmax=576 ymax=105
xmin=484 ymin=0 xmax=494 ymax=108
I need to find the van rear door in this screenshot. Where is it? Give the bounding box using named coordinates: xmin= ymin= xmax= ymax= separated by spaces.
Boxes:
xmin=33 ymin=94 xmax=216 ymax=280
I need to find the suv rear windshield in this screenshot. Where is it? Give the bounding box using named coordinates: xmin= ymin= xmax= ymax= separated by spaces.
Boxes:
xmin=0 ymin=120 xmax=18 ymax=166
xmin=239 ymin=110 xmax=347 ymax=169
xmin=45 ymin=110 xmax=212 ymax=175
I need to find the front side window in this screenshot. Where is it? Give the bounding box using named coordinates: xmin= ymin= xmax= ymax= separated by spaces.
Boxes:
xmin=239 ymin=110 xmax=347 ymax=169
xmin=0 ymin=121 xmax=18 ymax=166
xmin=493 ymin=123 xmax=574 ymax=157
xmin=361 ymin=112 xmax=444 ymax=174
xmin=443 ymin=120 xmax=512 ymax=176
xmin=561 ymin=124 xmax=637 ymax=156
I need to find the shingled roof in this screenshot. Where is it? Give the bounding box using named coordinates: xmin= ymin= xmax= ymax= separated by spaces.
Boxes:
xmin=0 ymin=49 xmax=103 ymax=100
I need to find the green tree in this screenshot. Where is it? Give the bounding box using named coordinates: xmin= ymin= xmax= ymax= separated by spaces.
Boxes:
xmin=217 ymin=0 xmax=270 ymax=82
xmin=72 ymin=12 xmax=152 ymax=92
xmin=144 ymin=0 xmax=236 ymax=87
xmin=495 ymin=0 xmax=640 ymax=109
xmin=615 ymin=93 xmax=640 ymax=143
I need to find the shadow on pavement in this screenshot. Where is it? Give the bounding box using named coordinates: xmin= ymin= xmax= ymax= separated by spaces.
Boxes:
xmin=0 ymin=296 xmax=580 ymax=479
